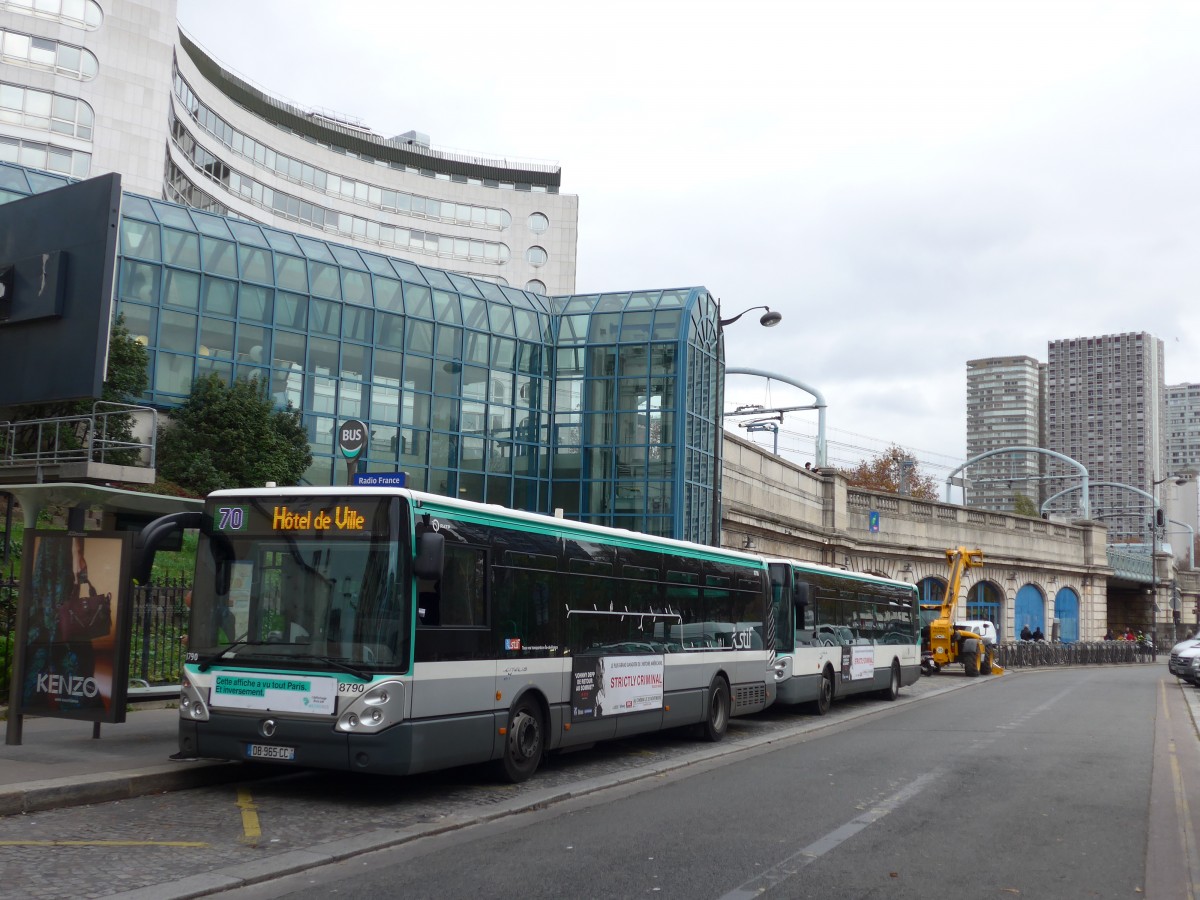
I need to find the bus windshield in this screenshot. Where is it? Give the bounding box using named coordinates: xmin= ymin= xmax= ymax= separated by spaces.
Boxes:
xmin=189 ymin=495 xmax=408 ymax=673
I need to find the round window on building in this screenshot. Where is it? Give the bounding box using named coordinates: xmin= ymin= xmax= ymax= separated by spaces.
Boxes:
xmin=526 ymin=246 xmax=547 ymax=267
xmin=525 ymin=279 xmax=546 ymax=295
xmin=528 ymin=212 xmax=549 ymax=234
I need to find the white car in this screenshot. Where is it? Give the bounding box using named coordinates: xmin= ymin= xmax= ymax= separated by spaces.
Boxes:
xmin=955 ymin=620 xmax=998 ymax=646
xmin=1170 ymin=639 xmax=1200 ymax=681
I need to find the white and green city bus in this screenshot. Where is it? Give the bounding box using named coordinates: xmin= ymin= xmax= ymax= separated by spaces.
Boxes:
xmin=155 ymin=488 xmax=777 ymax=782
xmin=767 ymin=560 xmax=920 ymax=713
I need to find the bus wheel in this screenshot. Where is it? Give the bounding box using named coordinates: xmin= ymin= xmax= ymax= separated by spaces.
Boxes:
xmin=701 ymin=676 xmax=730 ymax=742
xmin=880 ymin=661 xmax=901 ymax=701
xmin=497 ymin=697 xmax=543 ymax=783
xmin=813 ymin=669 xmax=833 ymax=716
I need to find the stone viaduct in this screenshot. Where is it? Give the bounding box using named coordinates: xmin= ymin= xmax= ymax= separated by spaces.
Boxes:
xmin=720 ymin=433 xmax=1200 ymax=645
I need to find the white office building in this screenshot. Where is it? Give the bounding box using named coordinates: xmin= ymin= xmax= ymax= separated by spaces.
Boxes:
xmin=965 ymin=356 xmax=1043 ymax=513
xmin=0 ymin=0 xmax=579 ymax=295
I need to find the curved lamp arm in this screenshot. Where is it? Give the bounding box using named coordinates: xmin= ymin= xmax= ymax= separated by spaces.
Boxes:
xmin=719 ymin=305 xmax=782 ymax=328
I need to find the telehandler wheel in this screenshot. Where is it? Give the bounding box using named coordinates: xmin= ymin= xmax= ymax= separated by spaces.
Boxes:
xmin=962 ymin=638 xmax=980 ymax=677
xmin=980 ymin=647 xmax=994 ymax=676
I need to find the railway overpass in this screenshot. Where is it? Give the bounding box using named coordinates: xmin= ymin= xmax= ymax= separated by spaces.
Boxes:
xmin=720 ymin=432 xmax=1198 ymax=645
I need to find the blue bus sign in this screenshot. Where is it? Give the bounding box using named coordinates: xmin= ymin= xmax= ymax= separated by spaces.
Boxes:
xmin=352 ymin=472 xmax=407 ymax=487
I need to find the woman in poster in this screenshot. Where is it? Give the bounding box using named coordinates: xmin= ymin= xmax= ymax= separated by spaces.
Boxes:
xmin=22 ymin=534 xmax=116 ymax=715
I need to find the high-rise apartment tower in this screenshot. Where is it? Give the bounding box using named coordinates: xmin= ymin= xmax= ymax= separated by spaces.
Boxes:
xmin=965 ymin=356 xmax=1043 ymax=512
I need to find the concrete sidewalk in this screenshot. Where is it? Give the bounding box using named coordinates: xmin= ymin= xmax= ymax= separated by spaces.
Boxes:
xmin=0 ymin=703 xmax=240 ymax=817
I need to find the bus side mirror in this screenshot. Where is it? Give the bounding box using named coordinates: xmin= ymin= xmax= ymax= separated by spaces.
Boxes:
xmin=414 ymin=531 xmax=444 ymax=581
xmin=131 ymin=511 xmax=203 ymax=583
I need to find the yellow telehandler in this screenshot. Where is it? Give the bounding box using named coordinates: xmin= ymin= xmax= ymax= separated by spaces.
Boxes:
xmin=920 ymin=547 xmax=1004 ymax=677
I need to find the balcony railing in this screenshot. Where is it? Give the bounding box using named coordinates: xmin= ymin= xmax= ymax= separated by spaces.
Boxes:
xmin=0 ymin=402 xmax=157 ymax=473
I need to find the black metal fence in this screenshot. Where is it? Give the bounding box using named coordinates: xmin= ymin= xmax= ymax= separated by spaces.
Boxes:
xmin=994 ymin=640 xmax=1157 ymax=669
xmin=0 ymin=566 xmax=191 ymax=699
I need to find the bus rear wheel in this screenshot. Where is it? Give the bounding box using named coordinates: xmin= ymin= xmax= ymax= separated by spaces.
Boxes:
xmin=700 ymin=676 xmax=730 ymax=742
xmin=879 ymin=661 xmax=901 ymax=701
xmin=813 ymin=669 xmax=833 ymax=715
xmin=497 ymin=697 xmax=544 ymax=783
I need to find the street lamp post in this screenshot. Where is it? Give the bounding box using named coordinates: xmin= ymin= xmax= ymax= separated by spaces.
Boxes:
xmin=714 ymin=304 xmax=784 ymax=546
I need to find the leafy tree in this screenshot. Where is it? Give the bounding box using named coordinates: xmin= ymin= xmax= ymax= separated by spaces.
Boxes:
xmin=157 ymin=374 xmax=311 ymax=496
xmin=838 ymin=445 xmax=938 ymax=500
xmin=1013 ymin=493 xmax=1040 ymax=517
xmin=0 ymin=316 xmax=149 ymax=464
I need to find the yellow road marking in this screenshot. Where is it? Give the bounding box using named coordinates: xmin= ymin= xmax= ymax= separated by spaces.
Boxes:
xmin=237 ymin=786 xmax=262 ymax=843
xmin=0 ymin=840 xmax=208 ymax=847
xmin=1162 ymin=680 xmax=1200 ymax=900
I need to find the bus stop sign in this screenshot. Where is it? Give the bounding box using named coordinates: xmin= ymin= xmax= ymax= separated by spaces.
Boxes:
xmin=338 ymin=419 xmax=367 ymax=459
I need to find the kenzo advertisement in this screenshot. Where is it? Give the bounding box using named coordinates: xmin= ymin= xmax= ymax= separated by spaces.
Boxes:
xmin=18 ymin=532 xmax=132 ymax=723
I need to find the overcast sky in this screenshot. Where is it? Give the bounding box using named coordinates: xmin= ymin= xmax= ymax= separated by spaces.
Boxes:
xmin=177 ymin=0 xmax=1200 ymax=478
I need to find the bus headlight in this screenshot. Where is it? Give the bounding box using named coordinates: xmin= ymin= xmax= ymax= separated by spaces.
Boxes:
xmin=179 ymin=677 xmax=210 ymax=722
xmin=336 ymin=680 xmax=403 ymax=733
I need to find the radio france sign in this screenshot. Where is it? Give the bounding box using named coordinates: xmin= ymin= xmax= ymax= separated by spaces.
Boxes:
xmin=352 ymin=472 xmax=406 ymax=487
xmin=338 ymin=419 xmax=367 ymax=459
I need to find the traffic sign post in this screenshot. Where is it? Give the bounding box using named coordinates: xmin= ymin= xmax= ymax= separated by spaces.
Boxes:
xmin=338 ymin=418 xmax=367 ymax=484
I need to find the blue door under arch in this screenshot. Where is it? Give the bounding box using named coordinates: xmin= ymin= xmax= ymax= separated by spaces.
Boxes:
xmin=966 ymin=582 xmax=1003 ymax=642
xmin=1015 ymin=584 xmax=1044 ymax=634
xmin=1054 ymin=588 xmax=1080 ymax=642
xmin=917 ymin=577 xmax=945 ymax=604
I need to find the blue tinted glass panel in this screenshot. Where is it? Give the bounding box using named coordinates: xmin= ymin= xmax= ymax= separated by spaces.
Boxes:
xmin=120 ymin=220 xmax=160 ymax=261
xmin=342 ymin=306 xmax=371 ymax=342
xmin=239 ymin=246 xmax=272 ymax=284
xmin=227 ymin=220 xmax=269 ymax=247
xmin=119 ymin=260 xmax=159 ymax=303
xmin=342 ymin=270 xmax=371 ymax=305
xmin=150 ymin=201 xmax=195 ymax=229
xmin=374 ymin=277 xmax=402 ymax=312
xmin=263 ymin=228 xmax=303 ymax=254
xmin=275 ymin=292 xmax=307 ymax=330
xmin=310 ymin=299 xmax=340 ymax=337
xmin=432 ymin=290 xmax=461 ymax=324
xmin=377 ymin=312 xmax=403 ymax=349
xmin=310 ymin=262 xmax=340 ymax=300
xmin=274 ymin=254 xmax=307 ymax=292
xmin=405 ymin=283 xmax=433 ymax=318
xmin=239 ymin=284 xmax=272 ymax=322
xmin=163 ymin=269 xmax=200 ymax=310
xmin=201 ymin=237 xmax=237 ymax=277
xmin=329 ymin=244 xmax=366 ymax=269
xmin=389 ymin=259 xmax=426 ymax=284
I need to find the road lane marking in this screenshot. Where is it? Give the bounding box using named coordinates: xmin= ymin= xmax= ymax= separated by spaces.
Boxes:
xmin=237 ymin=786 xmax=262 ymax=844
xmin=0 ymin=840 xmax=209 ymax=847
xmin=716 ymin=771 xmax=940 ymax=899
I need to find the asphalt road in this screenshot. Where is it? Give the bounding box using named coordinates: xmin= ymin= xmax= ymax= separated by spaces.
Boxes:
xmin=208 ymin=666 xmax=1188 ymax=900
xmin=2 ymin=665 xmax=1194 ymax=899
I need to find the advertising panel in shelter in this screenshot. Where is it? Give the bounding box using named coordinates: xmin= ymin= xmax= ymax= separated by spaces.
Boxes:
xmin=17 ymin=532 xmax=132 ymax=722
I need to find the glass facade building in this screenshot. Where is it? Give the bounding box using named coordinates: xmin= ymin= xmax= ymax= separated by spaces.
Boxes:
xmin=0 ymin=163 xmax=725 ymax=544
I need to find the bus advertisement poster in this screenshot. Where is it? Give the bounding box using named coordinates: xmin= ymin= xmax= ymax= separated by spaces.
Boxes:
xmin=572 ymin=654 xmax=665 ymax=720
xmin=16 ymin=531 xmax=133 ymax=723
xmin=841 ymin=645 xmax=875 ymax=681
